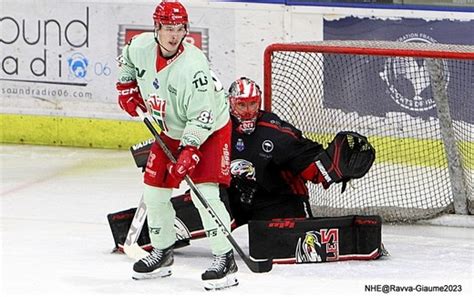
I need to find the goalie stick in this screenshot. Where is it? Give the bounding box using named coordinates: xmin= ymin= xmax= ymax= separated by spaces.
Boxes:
xmin=122 ymin=195 xmax=149 ymax=260
xmin=136 ymin=108 xmax=273 ymax=273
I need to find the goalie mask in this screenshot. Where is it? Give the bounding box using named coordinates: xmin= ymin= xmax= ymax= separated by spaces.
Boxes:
xmin=228 ymin=77 xmax=262 ymax=134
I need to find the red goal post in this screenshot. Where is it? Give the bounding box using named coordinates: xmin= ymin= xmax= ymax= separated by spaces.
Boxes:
xmin=263 ymin=40 xmax=474 ymax=222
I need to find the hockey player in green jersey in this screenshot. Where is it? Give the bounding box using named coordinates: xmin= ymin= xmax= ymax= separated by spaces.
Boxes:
xmin=116 ymin=1 xmax=237 ymax=290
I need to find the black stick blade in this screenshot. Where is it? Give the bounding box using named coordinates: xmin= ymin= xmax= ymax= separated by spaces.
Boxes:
xmin=246 ymin=258 xmax=273 ymax=273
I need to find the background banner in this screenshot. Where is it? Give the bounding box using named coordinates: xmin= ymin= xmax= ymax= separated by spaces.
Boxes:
xmin=1 ymin=1 xmax=235 ymax=119
xmin=323 ymin=17 xmax=474 ymax=124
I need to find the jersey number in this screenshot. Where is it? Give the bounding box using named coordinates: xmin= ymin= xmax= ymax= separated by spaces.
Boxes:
xmin=198 ymin=111 xmax=214 ymax=124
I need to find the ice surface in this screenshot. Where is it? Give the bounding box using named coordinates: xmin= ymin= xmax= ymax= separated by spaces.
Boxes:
xmin=1 ymin=144 xmax=473 ymax=297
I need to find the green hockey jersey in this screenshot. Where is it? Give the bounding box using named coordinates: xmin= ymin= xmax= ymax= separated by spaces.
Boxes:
xmin=118 ymin=33 xmax=229 ymax=147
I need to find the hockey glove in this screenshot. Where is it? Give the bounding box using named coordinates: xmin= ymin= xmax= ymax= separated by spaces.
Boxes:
xmin=314 ymin=131 xmax=375 ymax=192
xmin=117 ymin=81 xmax=146 ymax=117
xmin=167 ymin=146 xmax=202 ymax=181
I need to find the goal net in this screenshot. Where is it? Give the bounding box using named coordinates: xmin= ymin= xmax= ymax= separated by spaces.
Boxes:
xmin=264 ymin=41 xmax=473 ymax=222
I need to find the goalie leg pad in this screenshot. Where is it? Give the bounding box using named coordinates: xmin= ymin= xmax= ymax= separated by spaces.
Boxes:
xmin=248 ymin=215 xmax=384 ymax=264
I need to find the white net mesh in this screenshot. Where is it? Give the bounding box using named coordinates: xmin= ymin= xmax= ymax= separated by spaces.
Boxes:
xmin=265 ymin=41 xmax=473 ymax=222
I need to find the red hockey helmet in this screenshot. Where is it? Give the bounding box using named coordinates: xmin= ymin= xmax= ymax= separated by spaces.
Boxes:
xmin=228 ymin=77 xmax=262 ymax=134
xmin=153 ymin=1 xmax=189 ymax=27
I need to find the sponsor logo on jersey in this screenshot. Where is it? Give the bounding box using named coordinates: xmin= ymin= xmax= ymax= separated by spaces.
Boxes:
xmin=262 ymin=140 xmax=274 ymax=153
xmin=240 ymin=120 xmax=255 ymax=132
xmin=235 ymin=138 xmax=245 ymax=152
xmin=136 ymin=67 xmax=146 ymax=78
xmin=295 ymin=228 xmax=339 ymax=263
xmin=192 ymin=70 xmax=209 ymax=92
xmin=221 ymin=143 xmax=230 ymax=176
xmin=230 ymin=159 xmax=256 ymax=180
xmin=379 ymin=33 xmax=449 ymax=112
xmin=269 ymin=119 xmax=281 ymax=127
xmin=153 ymin=78 xmax=160 ymax=89
xmin=168 ymin=84 xmax=177 ymax=94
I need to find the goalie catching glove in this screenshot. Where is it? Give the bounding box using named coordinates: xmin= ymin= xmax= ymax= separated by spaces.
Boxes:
xmin=302 ymin=131 xmax=375 ymax=192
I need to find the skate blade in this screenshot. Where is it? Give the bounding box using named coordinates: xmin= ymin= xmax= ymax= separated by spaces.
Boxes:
xmin=203 ymin=275 xmax=239 ymax=291
xmin=132 ymin=268 xmax=172 ymax=280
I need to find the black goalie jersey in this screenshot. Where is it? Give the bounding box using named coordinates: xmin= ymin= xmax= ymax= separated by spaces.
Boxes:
xmin=228 ymin=111 xmax=324 ymax=223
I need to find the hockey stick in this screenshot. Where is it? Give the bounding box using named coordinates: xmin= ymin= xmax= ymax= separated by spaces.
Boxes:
xmin=122 ymin=194 xmax=150 ymax=260
xmin=136 ymin=108 xmax=273 ymax=273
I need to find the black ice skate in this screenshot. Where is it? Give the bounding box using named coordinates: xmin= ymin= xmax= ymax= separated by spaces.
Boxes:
xmin=201 ymin=250 xmax=238 ymax=291
xmin=132 ymin=245 xmax=174 ymax=280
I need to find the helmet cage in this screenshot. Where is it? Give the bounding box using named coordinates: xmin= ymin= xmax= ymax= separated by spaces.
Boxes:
xmin=229 ymin=95 xmax=260 ymax=122
xmin=228 ymin=77 xmax=262 ymax=134
xmin=229 ymin=77 xmax=261 ymax=116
